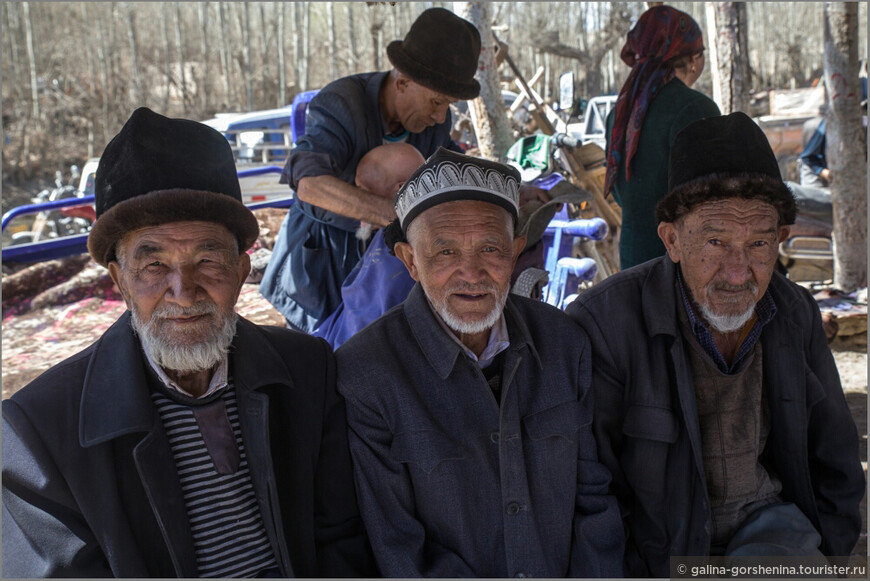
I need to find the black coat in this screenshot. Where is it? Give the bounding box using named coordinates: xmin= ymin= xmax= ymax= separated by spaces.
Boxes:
xmin=2 ymin=312 xmax=375 ymax=578
xmin=567 ymin=257 xmax=864 ymax=577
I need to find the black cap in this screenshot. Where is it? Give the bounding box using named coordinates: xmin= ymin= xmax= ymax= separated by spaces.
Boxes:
xmin=87 ymin=107 xmax=259 ymax=266
xmin=386 ymin=8 xmax=481 ymax=100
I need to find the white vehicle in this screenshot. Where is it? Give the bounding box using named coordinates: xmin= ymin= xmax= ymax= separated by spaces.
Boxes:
xmin=566 ymin=95 xmax=617 ymax=151
xmin=78 ymin=155 xmax=290 ymax=206
xmin=201 ymin=106 xmax=294 ymax=165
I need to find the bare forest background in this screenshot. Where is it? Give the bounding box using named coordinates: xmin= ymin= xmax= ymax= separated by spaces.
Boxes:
xmin=0 ymin=1 xmax=867 ymax=209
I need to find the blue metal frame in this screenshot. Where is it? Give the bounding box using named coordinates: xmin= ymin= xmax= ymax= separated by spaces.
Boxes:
xmin=2 ymin=166 xmax=294 ymax=264
xmin=2 ymin=195 xmax=96 ymax=232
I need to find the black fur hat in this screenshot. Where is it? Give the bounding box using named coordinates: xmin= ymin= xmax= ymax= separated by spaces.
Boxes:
xmin=386 ymin=8 xmax=481 ymax=100
xmin=657 ymin=112 xmax=796 ymax=225
xmin=87 ymin=107 xmax=260 ymax=266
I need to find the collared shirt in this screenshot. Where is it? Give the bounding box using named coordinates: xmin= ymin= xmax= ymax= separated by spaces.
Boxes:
xmin=676 ymin=268 xmax=777 ymax=374
xmin=143 ymin=345 xmax=229 ymax=399
xmin=427 ymin=299 xmax=511 ymax=369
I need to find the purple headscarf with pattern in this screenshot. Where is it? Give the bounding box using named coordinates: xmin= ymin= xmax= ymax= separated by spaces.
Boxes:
xmin=604 ymin=6 xmax=705 ymax=194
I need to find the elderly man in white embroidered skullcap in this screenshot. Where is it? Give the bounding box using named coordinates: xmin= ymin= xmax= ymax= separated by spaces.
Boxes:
xmin=335 ymin=147 xmax=624 ymax=578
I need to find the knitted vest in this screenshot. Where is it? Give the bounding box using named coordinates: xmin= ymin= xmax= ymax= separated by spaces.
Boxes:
xmin=679 ymin=314 xmax=783 ymax=549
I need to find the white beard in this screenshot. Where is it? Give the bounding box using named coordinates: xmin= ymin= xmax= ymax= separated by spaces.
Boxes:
xmin=131 ymin=301 xmax=237 ymax=374
xmin=430 ymin=281 xmax=508 ymax=335
xmin=698 ymin=301 xmax=756 ymax=333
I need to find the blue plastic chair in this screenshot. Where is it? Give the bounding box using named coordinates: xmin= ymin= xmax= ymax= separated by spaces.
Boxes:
xmin=289 ymin=90 xmax=320 ymax=143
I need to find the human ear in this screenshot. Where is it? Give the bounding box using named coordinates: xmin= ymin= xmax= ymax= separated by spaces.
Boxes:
xmin=107 ymin=261 xmax=134 ymax=310
xmin=394 ymin=242 xmax=419 ymax=280
xmin=235 ymin=252 xmax=251 ymax=297
xmin=657 ymin=221 xmax=682 ymax=263
xmin=511 ymin=235 xmax=527 ymax=266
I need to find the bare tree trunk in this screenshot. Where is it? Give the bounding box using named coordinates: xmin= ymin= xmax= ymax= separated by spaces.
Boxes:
xmin=390 ymin=5 xmax=399 ymax=42
xmin=278 ymin=2 xmax=287 ymax=106
xmin=369 ymin=4 xmax=386 ymax=71
xmin=326 ymin=3 xmax=337 ymax=79
xmin=292 ymin=2 xmax=301 ymax=91
xmin=260 ymin=3 xmax=270 ymax=108
xmin=127 ymin=4 xmax=143 ymax=107
xmin=199 ymin=2 xmax=210 ymax=113
xmin=218 ymin=2 xmax=231 ymax=108
xmin=5 ymin=3 xmax=22 ymax=99
xmin=241 ymin=2 xmax=254 ymax=110
xmin=22 ymin=2 xmax=39 ymax=118
xmin=824 ymin=2 xmax=867 ymax=291
xmin=96 ymin=5 xmax=111 ymax=139
xmin=347 ymin=3 xmax=357 ymax=74
xmin=81 ymin=4 xmax=96 ymax=98
xmin=174 ymin=2 xmax=188 ymax=114
xmin=162 ymin=4 xmax=172 ymax=112
xmin=455 ymin=2 xmax=513 ymax=162
xmin=705 ymin=2 xmax=751 ymax=114
xmin=301 ymin=2 xmax=311 ymax=91
xmin=108 ymin=3 xmax=121 ymax=98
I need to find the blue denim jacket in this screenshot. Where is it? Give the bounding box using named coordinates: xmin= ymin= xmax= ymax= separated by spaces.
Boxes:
xmin=336 ymin=283 xmax=624 ymax=577
xmin=259 ymin=72 xmax=460 ymax=331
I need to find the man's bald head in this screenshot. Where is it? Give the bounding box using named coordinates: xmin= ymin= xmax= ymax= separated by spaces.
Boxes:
xmin=355 ymin=143 xmax=425 ymax=199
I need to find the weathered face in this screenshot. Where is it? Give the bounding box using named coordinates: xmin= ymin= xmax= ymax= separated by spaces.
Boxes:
xmin=658 ymin=198 xmax=789 ymax=330
xmin=108 ymin=221 xmax=250 ymax=371
xmin=394 ymin=200 xmax=525 ymax=334
xmin=394 ymin=75 xmax=457 ymax=134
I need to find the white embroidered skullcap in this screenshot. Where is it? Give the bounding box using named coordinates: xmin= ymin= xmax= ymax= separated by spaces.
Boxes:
xmin=394 ymin=147 xmax=521 ymax=232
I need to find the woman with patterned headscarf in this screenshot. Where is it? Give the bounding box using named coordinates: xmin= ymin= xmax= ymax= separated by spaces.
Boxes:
xmin=605 ymin=5 xmax=720 ymax=269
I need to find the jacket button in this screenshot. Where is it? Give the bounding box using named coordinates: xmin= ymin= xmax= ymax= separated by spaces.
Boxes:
xmin=490 ymin=431 xmax=500 ymax=443
xmin=514 ymin=573 xmax=527 ymax=578
xmin=506 ymin=502 xmax=520 ymax=516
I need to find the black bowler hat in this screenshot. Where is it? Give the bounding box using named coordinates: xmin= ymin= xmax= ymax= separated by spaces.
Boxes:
xmin=87 ymin=107 xmax=260 ymax=266
xmin=657 ymin=112 xmax=796 ymax=225
xmin=387 ymin=8 xmax=481 ymax=100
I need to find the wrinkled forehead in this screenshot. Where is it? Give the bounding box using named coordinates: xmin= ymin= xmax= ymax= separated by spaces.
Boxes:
xmin=680 ymin=198 xmax=780 ymax=230
xmin=410 ymin=200 xmax=515 ymax=241
xmin=117 ymin=221 xmax=239 ymax=258
xmin=407 ymin=77 xmax=462 ymax=104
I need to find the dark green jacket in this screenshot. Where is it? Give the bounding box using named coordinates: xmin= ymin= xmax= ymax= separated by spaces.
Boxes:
xmin=606 ymin=79 xmax=720 ymax=269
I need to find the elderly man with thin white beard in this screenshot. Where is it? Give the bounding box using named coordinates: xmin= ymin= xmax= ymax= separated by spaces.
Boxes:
xmin=1 ymin=107 xmax=375 ymax=578
xmin=566 ymin=112 xmax=864 ymax=577
xmin=335 ymin=147 xmax=624 ymax=578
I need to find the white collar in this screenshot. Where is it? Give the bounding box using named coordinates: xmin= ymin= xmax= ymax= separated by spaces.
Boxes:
xmin=428 ymin=299 xmax=511 ymax=369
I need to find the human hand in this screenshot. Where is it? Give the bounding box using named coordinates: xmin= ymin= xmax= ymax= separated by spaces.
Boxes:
xmin=518 ymin=183 xmax=550 ymax=206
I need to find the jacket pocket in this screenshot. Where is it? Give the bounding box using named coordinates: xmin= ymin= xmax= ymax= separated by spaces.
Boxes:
xmin=622 ymin=404 xmax=679 ymax=443
xmin=621 ymin=404 xmax=680 ymax=495
xmin=804 ymin=365 xmax=827 ymax=408
xmin=390 ymin=430 xmax=466 ymax=474
xmin=523 ymin=400 xmax=589 ymax=442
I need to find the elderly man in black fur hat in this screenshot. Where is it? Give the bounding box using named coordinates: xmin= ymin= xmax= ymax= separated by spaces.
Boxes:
xmin=260 ymin=7 xmax=550 ymax=335
xmin=336 ymin=148 xmax=624 ymax=578
xmin=1 ymin=107 xmax=375 ymax=578
xmin=566 ymin=112 xmax=864 ymax=577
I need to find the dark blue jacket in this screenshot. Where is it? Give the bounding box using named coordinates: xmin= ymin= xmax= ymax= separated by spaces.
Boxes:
xmin=260 ymin=71 xmax=460 ymax=332
xmin=567 ymin=257 xmax=864 ymax=577
xmin=337 ymin=283 xmax=625 ymax=577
